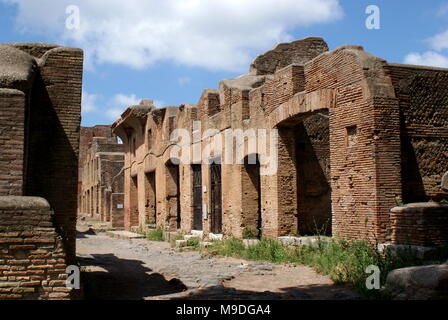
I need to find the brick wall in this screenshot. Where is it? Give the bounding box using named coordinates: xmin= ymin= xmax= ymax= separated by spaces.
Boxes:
xmin=0 ymin=89 xmax=25 ymax=196
xmin=0 ymin=196 xmax=72 ymax=300
xmin=385 ymin=64 xmax=448 ymax=202
xmin=24 ymin=47 xmax=84 ymax=262
xmin=390 ymin=203 xmax=448 ymax=246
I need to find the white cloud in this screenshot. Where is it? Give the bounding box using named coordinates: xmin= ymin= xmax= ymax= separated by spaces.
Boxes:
xmin=3 ymin=0 xmax=343 ymax=72
xmin=428 ymin=30 xmax=448 ymax=51
xmin=178 ymin=77 xmax=191 ymax=86
xmin=404 ymin=51 xmax=448 ymax=68
xmin=403 ymin=27 xmax=448 ymax=68
xmin=106 ymin=93 xmax=141 ymax=120
xmin=81 ymin=91 xmax=100 ymax=114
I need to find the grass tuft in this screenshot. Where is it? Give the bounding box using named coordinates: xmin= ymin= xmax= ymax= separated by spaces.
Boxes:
xmin=146 ymin=227 xmax=165 ymax=241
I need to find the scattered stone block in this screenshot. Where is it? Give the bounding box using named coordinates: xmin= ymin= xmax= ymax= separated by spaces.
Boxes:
xmin=106 ymin=231 xmax=144 ymax=239
xmin=191 ymin=230 xmax=204 ymax=238
xmin=176 ymin=240 xmax=188 ymax=248
xmin=200 ymin=241 xmax=213 ymax=248
xmin=208 ymin=233 xmax=223 ymax=241
xmin=386 ymin=264 xmax=448 ymax=300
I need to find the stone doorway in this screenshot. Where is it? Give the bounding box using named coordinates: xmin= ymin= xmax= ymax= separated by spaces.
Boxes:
xmin=192 ymin=164 xmax=203 ymax=231
xmin=145 ymin=171 xmax=157 ymax=225
xmin=277 ymin=112 xmax=331 ymax=236
xmin=210 ymin=163 xmax=222 ymax=234
xmin=130 ymin=176 xmax=139 ymax=227
xmin=242 ymin=155 xmax=262 ymax=238
xmin=166 ymin=162 xmax=181 ymax=230
xmin=295 ymin=113 xmax=331 ymax=235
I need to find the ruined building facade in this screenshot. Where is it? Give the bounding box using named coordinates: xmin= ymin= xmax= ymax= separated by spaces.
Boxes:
xmin=79 ymin=128 xmax=125 ymax=227
xmin=113 ymin=37 xmax=448 ymax=246
xmin=0 ymin=43 xmax=83 ymax=299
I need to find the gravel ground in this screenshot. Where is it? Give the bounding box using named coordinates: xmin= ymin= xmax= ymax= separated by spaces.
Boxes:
xmin=76 ymin=228 xmax=359 ymax=300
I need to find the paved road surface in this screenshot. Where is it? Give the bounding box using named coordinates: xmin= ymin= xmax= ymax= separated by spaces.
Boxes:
xmin=76 ymin=228 xmax=359 ymax=300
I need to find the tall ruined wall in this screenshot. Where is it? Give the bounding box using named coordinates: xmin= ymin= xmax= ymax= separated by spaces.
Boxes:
xmin=112 ymin=37 xmax=446 ymax=246
xmin=0 ymin=43 xmax=84 ymax=264
xmin=79 ymin=136 xmax=124 ymax=225
xmin=23 ymin=46 xmax=83 ymax=262
xmin=78 ymin=125 xmax=116 ymax=195
xmin=300 ymin=46 xmax=401 ymax=243
xmin=385 ymin=64 xmax=448 ymax=202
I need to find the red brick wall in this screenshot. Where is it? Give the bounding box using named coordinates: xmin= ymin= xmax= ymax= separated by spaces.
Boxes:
xmin=303 ymin=47 xmax=401 ymax=243
xmin=24 ymin=47 xmax=84 ymax=262
xmin=0 ymin=197 xmax=72 ymax=300
xmin=0 ymin=89 xmax=25 ymax=196
xmin=390 ymin=203 xmax=448 ymax=246
xmin=385 ymin=64 xmax=448 ymax=202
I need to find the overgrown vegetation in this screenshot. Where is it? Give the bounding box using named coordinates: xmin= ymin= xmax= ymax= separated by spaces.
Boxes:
xmin=202 ymin=237 xmax=448 ymax=299
xmin=146 ymin=227 xmax=165 ymax=241
xmin=242 ymin=226 xmax=259 ymax=239
xmin=186 ymin=238 xmax=200 ymax=249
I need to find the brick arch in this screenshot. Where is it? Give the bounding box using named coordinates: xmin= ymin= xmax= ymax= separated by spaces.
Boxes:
xmin=261 ymin=46 xmax=401 ymax=243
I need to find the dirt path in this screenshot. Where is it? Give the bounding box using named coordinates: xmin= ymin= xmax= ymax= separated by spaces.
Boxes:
xmin=76 ymin=228 xmax=359 ymax=300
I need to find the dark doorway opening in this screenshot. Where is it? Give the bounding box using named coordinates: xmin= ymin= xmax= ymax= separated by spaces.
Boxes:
xmin=145 ymin=172 xmax=157 ymax=225
xmin=166 ymin=163 xmax=181 ymax=230
xmin=243 ymin=155 xmax=262 ymax=238
xmin=192 ymin=164 xmax=203 ymax=231
xmin=210 ymin=163 xmax=222 ymax=234
xmin=130 ymin=176 xmax=139 ymax=227
xmin=295 ymin=113 xmax=331 ymax=236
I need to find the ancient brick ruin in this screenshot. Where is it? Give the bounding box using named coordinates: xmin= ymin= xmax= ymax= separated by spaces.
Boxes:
xmin=0 ymin=43 xmax=83 ymax=299
xmin=112 ymin=37 xmax=448 ymax=245
xmin=78 ymin=126 xmax=125 ymax=227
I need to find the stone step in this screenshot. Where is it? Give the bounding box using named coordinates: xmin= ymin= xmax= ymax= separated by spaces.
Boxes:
xmin=191 ymin=230 xmax=204 ymax=238
xmin=106 ymin=230 xmax=144 ymax=239
xmin=184 ymin=234 xmax=201 ymax=241
xmin=278 ymin=236 xmax=330 ymax=247
xmin=208 ymin=233 xmax=223 ymax=241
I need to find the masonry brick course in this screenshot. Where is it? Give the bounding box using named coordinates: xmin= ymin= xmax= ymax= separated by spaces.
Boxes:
xmin=0 ymin=197 xmax=72 ymax=300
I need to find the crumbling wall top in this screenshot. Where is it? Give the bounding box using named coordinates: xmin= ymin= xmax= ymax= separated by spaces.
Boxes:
xmin=0 ymin=196 xmax=50 ymax=210
xmin=249 ymin=36 xmax=328 ymax=75
xmin=0 ymin=45 xmax=37 ymax=90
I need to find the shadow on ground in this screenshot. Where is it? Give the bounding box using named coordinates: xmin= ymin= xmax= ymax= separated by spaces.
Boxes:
xmin=79 ymin=254 xmax=187 ymax=300
xmin=172 ymin=284 xmax=359 ymax=300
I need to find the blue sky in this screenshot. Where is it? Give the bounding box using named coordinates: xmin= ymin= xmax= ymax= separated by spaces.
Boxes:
xmin=1 ymin=0 xmax=448 ymax=126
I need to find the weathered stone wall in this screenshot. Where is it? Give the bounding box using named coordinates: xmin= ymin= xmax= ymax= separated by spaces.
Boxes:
xmin=112 ymin=37 xmax=447 ymax=246
xmin=0 ymin=43 xmax=84 ymax=264
xmin=390 ymin=203 xmax=448 ymax=246
xmin=79 ymin=136 xmax=125 ymax=226
xmin=0 ymin=89 xmax=25 ymax=196
xmin=78 ymin=125 xmax=116 ymax=197
xmin=0 ymin=197 xmax=72 ymax=300
xmin=385 ymin=64 xmax=448 ymax=202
